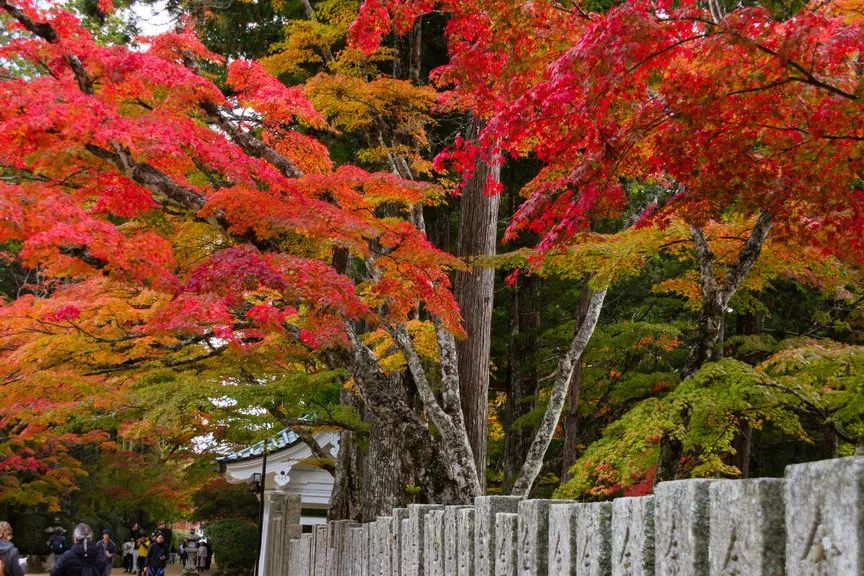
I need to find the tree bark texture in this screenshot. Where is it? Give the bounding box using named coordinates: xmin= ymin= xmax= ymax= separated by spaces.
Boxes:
xmin=454 ymin=115 xmax=502 ymax=490
xmin=560 ymin=282 xmax=596 ymax=482
xmin=503 ymin=274 xmax=539 ymax=490
xmin=510 ymin=288 xmax=607 ymax=496
xmin=329 ymin=387 xmax=364 ymax=521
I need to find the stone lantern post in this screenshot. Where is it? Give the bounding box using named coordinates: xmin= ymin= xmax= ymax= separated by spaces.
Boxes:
xmin=182 ymin=530 xmax=202 ymax=575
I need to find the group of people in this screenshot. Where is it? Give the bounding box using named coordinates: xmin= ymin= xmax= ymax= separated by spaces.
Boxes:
xmin=0 ymin=521 xmax=173 ymax=576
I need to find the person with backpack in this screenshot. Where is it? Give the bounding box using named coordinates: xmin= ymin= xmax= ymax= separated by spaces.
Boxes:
xmin=50 ymin=523 xmax=106 ymax=576
xmin=96 ymin=530 xmax=116 ymax=576
xmin=121 ymin=538 xmax=135 ymax=574
xmin=144 ymin=533 xmax=168 ymax=576
xmin=0 ymin=521 xmax=25 ymax=576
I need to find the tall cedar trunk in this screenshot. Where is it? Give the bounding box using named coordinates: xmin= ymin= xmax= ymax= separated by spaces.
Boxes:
xmin=560 ymin=283 xmax=595 ymax=481
xmin=329 ymin=387 xmax=363 ymax=521
xmin=393 ymin=18 xmax=422 ymax=84
xmin=454 ymin=115 xmax=501 ymax=489
xmin=503 ymin=274 xmax=539 ymax=491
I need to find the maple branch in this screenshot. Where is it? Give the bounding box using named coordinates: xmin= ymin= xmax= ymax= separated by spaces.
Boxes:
xmin=0 ymin=1 xmax=94 ymax=94
xmin=719 ymin=211 xmax=772 ymax=302
xmin=84 ymin=144 xmax=206 ymax=211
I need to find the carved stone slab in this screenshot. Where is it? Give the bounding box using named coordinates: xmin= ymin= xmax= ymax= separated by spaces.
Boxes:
xmin=424 ymin=509 xmax=445 ymax=576
xmin=331 ymin=521 xmax=359 ymax=576
xmin=299 ymin=533 xmax=314 ymax=576
xmin=547 ymin=503 xmax=577 ymax=576
xmin=400 ymin=518 xmax=414 ymax=576
xmin=612 ymin=496 xmax=655 ymax=576
xmin=574 ymin=502 xmax=613 ymax=576
xmin=314 ymin=525 xmax=330 ymax=576
xmin=373 ymin=517 xmax=393 ymax=576
xmin=654 ymin=479 xmax=712 ymax=576
xmin=785 ymin=456 xmax=864 ymax=576
xmin=457 ymin=508 xmax=476 ymax=576
xmin=495 ymin=512 xmax=519 ymax=576
xmin=475 ymin=496 xmax=522 ymax=576
xmin=517 ymin=499 xmax=556 ymax=576
xmin=709 ymin=479 xmax=785 ymax=576
xmin=409 ymin=504 xmax=445 ymax=576
xmin=443 ymin=506 xmax=473 ymax=576
xmin=360 ymin=524 xmax=371 ymax=576
xmin=288 ymin=539 xmax=301 ymax=576
xmin=391 ymin=509 xmax=409 ymax=576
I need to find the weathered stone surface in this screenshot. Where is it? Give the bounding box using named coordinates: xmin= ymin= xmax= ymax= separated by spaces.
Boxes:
xmin=424 ymin=510 xmax=445 ymax=576
xmin=785 ymin=456 xmax=864 ymax=576
xmin=360 ymin=524 xmax=371 ymax=576
xmin=372 ymin=517 xmax=393 ymax=576
xmin=315 ymin=525 xmax=330 ymax=576
xmin=576 ymin=502 xmax=613 ymax=576
xmin=288 ymin=539 xmax=301 ymax=576
xmin=363 ymin=521 xmax=380 ymax=576
xmin=409 ymin=504 xmax=445 ymax=576
xmin=517 ymin=499 xmax=556 ymax=576
xmin=444 ymin=506 xmax=473 ymax=576
xmin=547 ymin=503 xmax=577 ymax=576
xmin=611 ymin=496 xmax=655 ymax=576
xmin=400 ymin=518 xmax=415 ymax=576
xmin=267 ymin=494 xmax=302 ymax=576
xmin=654 ymin=479 xmax=712 ymax=576
xmin=331 ymin=521 xmax=359 ymax=576
xmin=457 ymin=508 xmax=476 ymax=576
xmin=299 ymin=534 xmax=314 ymax=576
xmin=495 ymin=513 xmax=519 ymax=576
xmin=348 ymin=527 xmax=364 ymax=576
xmin=475 ymin=496 xmax=522 ymax=576
xmin=391 ymin=509 xmax=409 ymax=576
xmin=708 ymin=479 xmax=785 ymax=576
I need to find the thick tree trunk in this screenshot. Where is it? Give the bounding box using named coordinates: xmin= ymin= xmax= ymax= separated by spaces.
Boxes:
xmin=503 ymin=274 xmax=539 ymax=491
xmin=362 ymin=408 xmax=414 ymax=520
xmin=454 ymin=115 xmax=501 ymax=489
xmin=393 ymin=17 xmax=423 ymax=84
xmin=329 ymin=388 xmax=363 ymax=521
xmin=560 ymin=283 xmax=595 ymax=482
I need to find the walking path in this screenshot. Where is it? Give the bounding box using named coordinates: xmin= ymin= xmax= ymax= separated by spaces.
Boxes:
xmin=32 ymin=566 xmax=199 ymax=576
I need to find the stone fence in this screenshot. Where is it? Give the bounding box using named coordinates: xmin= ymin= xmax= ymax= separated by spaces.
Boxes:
xmin=282 ymin=456 xmax=862 ymax=576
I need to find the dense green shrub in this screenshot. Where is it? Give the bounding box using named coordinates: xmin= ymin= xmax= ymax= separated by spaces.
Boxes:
xmin=206 ymin=518 xmax=259 ymax=576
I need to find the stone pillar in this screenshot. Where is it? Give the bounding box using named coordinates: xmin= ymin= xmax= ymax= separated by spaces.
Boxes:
xmin=331 ymin=521 xmax=359 ymax=576
xmin=400 ymin=518 xmax=414 ymax=576
xmin=373 ymin=517 xmax=393 ymax=576
xmin=548 ymin=503 xmax=577 ymax=576
xmin=391 ymin=509 xmax=409 ymax=576
xmin=299 ymin=533 xmax=314 ymax=576
xmin=314 ymin=525 xmax=330 ymax=576
xmin=785 ymin=456 xmax=864 ymax=576
xmin=495 ymin=513 xmax=519 ymax=576
xmin=444 ymin=506 xmax=473 ymax=576
xmin=457 ymin=508 xmax=476 ymax=576
xmin=288 ymin=539 xmax=301 ymax=576
xmin=475 ymin=496 xmax=522 ymax=576
xmin=359 ymin=524 xmax=371 ymax=576
xmin=654 ymin=479 xmax=712 ymax=576
xmin=409 ymin=503 xmax=445 ymax=576
xmin=611 ymin=496 xmax=655 ymax=576
xmin=575 ymin=502 xmax=613 ymax=576
xmin=266 ymin=494 xmax=302 ymax=576
xmin=708 ymin=479 xmax=785 ymax=576
xmin=424 ymin=510 xmax=445 ymax=576
xmin=517 ymin=499 xmax=556 ymax=576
